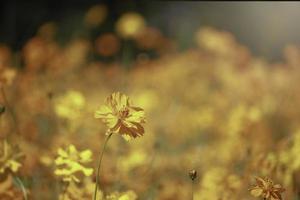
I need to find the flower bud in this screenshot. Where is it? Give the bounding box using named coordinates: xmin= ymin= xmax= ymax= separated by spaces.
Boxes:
xmin=189 ymin=169 xmax=197 ymax=181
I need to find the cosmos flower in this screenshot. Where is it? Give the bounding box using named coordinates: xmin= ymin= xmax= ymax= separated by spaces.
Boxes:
xmin=0 ymin=140 xmax=23 ymax=174
xmin=54 ymin=145 xmax=93 ymax=183
xmin=249 ymin=176 xmax=285 ymax=200
xmin=94 ymin=92 xmax=146 ymax=141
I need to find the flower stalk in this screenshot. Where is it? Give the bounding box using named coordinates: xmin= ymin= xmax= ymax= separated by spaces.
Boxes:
xmin=189 ymin=169 xmax=197 ymax=200
xmin=14 ymin=176 xmax=28 ymax=200
xmin=93 ymin=131 xmax=113 ymax=200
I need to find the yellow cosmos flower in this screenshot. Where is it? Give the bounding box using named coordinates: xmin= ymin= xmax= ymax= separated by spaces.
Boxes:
xmin=249 ymin=176 xmax=285 ymax=200
xmin=0 ymin=140 xmax=23 ymax=174
xmin=54 ymin=144 xmax=93 ymax=183
xmin=115 ymin=12 xmax=146 ymax=39
xmin=94 ymin=92 xmax=146 ymax=141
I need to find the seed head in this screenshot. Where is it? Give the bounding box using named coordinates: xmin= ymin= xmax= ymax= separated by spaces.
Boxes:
xmin=189 ymin=169 xmax=197 ymax=181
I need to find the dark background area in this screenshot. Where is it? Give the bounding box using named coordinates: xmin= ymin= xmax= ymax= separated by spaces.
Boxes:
xmin=1 ymin=1 xmax=300 ymax=61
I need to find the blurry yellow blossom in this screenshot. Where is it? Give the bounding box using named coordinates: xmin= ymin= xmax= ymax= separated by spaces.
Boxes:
xmin=116 ymin=12 xmax=146 ymax=39
xmin=248 ymin=106 xmax=262 ymax=122
xmin=226 ymin=104 xmax=247 ymax=136
xmin=106 ymin=190 xmax=137 ymax=200
xmin=85 ymin=5 xmax=107 ymax=27
xmin=227 ymin=174 xmax=242 ymax=190
xmin=95 ymin=92 xmax=146 ymax=141
xmin=0 ymin=68 xmax=17 ymax=86
xmin=54 ymin=144 xmax=93 ymax=183
xmin=58 ymin=179 xmax=103 ymax=200
xmin=278 ymin=130 xmax=300 ymax=186
xmin=249 ymin=176 xmax=285 ymax=200
xmin=118 ymin=150 xmax=147 ymax=172
xmin=280 ymin=130 xmax=300 ymax=171
xmin=196 ymin=167 xmax=227 ymax=200
xmin=64 ymin=39 xmax=91 ymax=70
xmin=133 ymin=90 xmax=158 ymax=111
xmin=195 ymin=27 xmax=234 ymax=56
xmin=0 ymin=140 xmax=23 ymax=174
xmin=54 ymin=90 xmax=86 ymax=120
xmin=39 ymin=155 xmax=53 ymax=166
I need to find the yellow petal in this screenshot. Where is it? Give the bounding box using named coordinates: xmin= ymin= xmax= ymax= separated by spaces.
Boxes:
xmin=250 ymin=187 xmax=263 ymax=197
xmin=79 ymin=150 xmax=92 ymax=162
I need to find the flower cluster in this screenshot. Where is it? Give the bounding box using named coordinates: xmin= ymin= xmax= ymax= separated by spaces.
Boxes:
xmin=54 ymin=144 xmax=93 ymax=183
xmin=0 ymin=140 xmax=23 ymax=174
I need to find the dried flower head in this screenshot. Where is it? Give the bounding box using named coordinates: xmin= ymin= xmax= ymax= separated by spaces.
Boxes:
xmin=189 ymin=169 xmax=197 ymax=181
xmin=0 ymin=140 xmax=23 ymax=174
xmin=249 ymin=176 xmax=285 ymax=200
xmin=54 ymin=145 xmax=93 ymax=183
xmin=95 ymin=92 xmax=146 ymax=141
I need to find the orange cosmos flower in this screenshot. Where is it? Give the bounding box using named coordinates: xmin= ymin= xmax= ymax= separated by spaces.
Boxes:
xmin=249 ymin=176 xmax=285 ymax=200
xmin=94 ymin=92 xmax=146 ymax=141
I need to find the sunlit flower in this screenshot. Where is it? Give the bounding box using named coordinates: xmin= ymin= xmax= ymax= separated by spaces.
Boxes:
xmin=115 ymin=12 xmax=146 ymax=39
xmin=249 ymin=176 xmax=285 ymax=200
xmin=94 ymin=92 xmax=146 ymax=141
xmin=0 ymin=68 xmax=17 ymax=87
xmin=0 ymin=140 xmax=23 ymax=174
xmin=54 ymin=144 xmax=93 ymax=183
xmin=54 ymin=90 xmax=86 ymax=120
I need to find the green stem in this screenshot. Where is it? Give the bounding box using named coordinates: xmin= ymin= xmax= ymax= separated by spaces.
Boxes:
xmin=93 ymin=132 xmax=113 ymax=200
xmin=14 ymin=176 xmax=28 ymax=200
xmin=191 ymin=180 xmax=195 ymax=200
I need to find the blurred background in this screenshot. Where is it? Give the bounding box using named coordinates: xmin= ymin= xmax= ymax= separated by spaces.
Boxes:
xmin=1 ymin=1 xmax=300 ymax=61
xmin=1 ymin=1 xmax=300 ymax=200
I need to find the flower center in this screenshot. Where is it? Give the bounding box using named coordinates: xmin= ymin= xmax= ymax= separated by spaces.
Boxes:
xmin=118 ymin=107 xmax=129 ymax=119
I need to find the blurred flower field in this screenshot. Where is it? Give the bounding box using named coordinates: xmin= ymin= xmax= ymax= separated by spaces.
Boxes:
xmin=1 ymin=4 xmax=300 ymax=200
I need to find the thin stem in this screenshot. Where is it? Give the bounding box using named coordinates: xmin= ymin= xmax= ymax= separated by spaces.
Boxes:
xmin=0 ymin=86 xmax=20 ymax=135
xmin=14 ymin=176 xmax=28 ymax=200
xmin=62 ymin=182 xmax=69 ymax=200
xmin=93 ymin=132 xmax=113 ymax=200
xmin=191 ymin=180 xmax=194 ymax=200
